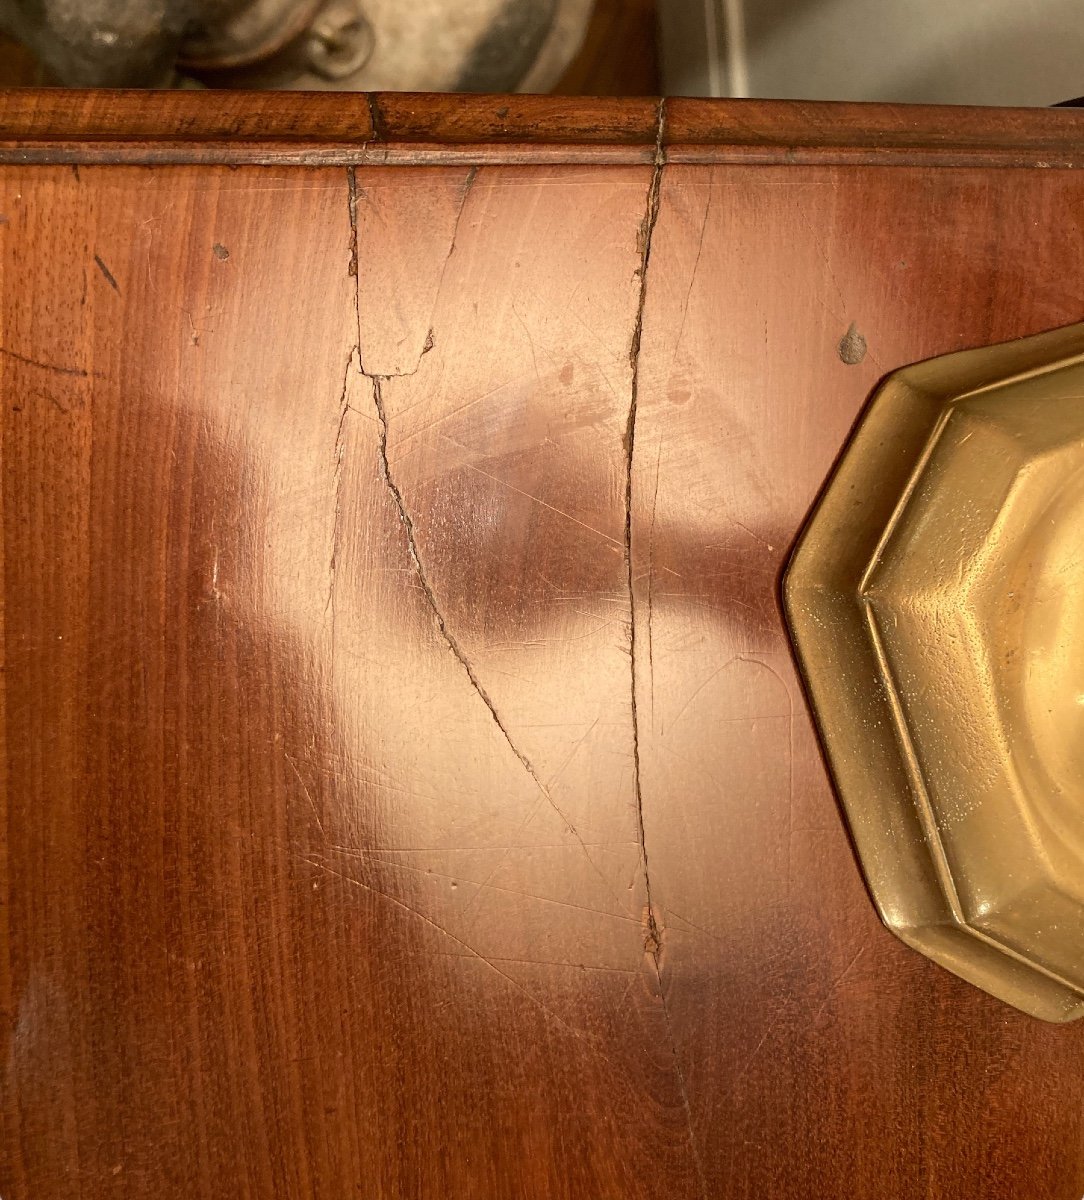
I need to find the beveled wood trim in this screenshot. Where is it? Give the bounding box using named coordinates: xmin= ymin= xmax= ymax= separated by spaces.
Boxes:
xmin=0 ymin=90 xmax=1083 ymax=168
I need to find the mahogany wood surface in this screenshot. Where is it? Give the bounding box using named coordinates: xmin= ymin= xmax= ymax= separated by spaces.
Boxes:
xmin=1 ymin=92 xmax=1083 ymax=1199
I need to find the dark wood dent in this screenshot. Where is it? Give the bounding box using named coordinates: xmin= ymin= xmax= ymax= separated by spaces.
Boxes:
xmin=1 ymin=91 xmax=1084 ymax=166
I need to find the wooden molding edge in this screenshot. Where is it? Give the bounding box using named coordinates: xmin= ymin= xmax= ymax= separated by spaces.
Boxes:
xmin=0 ymin=90 xmax=1082 ymax=168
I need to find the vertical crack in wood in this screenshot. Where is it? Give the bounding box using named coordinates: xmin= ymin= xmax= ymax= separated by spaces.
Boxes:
xmin=626 ymin=98 xmax=665 ymax=963
xmin=329 ymin=166 xmax=364 ymax=661
xmin=327 ymin=346 xmax=358 ymax=648
xmin=347 ymin=164 xmax=360 ymax=284
xmin=356 ymin=161 xmax=629 ymax=906
xmin=627 ymin=98 xmax=708 ymax=1198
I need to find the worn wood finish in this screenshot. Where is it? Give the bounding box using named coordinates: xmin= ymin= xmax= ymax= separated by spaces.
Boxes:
xmin=1 ymin=96 xmax=1083 ymax=1199
xmin=3 ymin=91 xmax=1084 ymax=167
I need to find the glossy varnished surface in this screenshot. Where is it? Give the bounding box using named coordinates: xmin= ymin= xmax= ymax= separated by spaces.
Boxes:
xmin=2 ymin=101 xmax=1084 ymax=1198
xmin=786 ymin=323 xmax=1084 ymax=1022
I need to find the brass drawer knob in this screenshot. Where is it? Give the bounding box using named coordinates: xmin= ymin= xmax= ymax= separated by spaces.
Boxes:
xmin=785 ymin=323 xmax=1084 ymax=1022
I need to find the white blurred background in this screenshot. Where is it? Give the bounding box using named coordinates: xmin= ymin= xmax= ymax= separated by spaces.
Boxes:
xmin=659 ymin=0 xmax=1084 ymax=105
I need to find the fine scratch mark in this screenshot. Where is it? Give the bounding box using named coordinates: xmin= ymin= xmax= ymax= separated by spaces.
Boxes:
xmin=284 ymin=751 xmax=326 ymax=842
xmin=393 ymin=373 xmax=532 ymax=451
xmin=667 ymin=175 xmax=714 ymax=382
xmin=812 ymin=945 xmax=867 ymax=1020
xmin=647 ymin=441 xmax=661 ymax=728
xmin=662 ymin=907 xmax=725 ymax=944
xmin=738 ymin=655 xmax=795 ymax=891
xmin=428 ymin=165 xmax=478 ymax=319
xmin=303 ymin=856 xmax=618 ymax=1067
xmin=511 ymin=302 xmax=543 ymax=383
xmin=544 ymin=717 xmax=600 ymax=791
xmin=0 ymin=345 xmax=92 ymax=378
xmin=665 ymin=657 xmax=738 ymax=735
xmin=459 ymin=458 xmax=623 ymax=549
xmin=628 ymin=98 xmax=708 ymax=1200
xmin=93 ymin=253 xmax=120 ymax=294
xmin=652 ymin=959 xmax=707 ymax=1197
xmin=729 ymin=517 xmax=774 ymax=551
xmin=418 ymin=951 xmax=638 ymax=975
xmin=327 ymin=849 xmax=641 ymax=924
xmin=456 ymin=796 xmax=546 ymax=932
xmin=327 ymin=841 xmax=637 ymax=854
xmin=733 ymin=1011 xmax=786 ymax=1085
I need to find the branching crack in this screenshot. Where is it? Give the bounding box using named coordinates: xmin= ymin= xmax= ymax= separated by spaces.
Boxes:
xmin=349 ymin=164 xmax=628 ymax=915
xmin=353 ymin=164 xmax=477 ymax=379
xmin=370 ymin=377 xmax=631 ymax=917
xmin=348 ymin=162 xmax=475 ymax=379
xmin=371 ymin=376 xmax=584 ymax=848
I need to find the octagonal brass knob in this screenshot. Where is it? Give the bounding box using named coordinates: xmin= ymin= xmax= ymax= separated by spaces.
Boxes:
xmin=785 ymin=323 xmax=1084 ymax=1022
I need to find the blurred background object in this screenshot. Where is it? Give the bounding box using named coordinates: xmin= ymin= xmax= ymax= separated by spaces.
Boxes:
xmin=1 ymin=0 xmax=1081 ymax=105
xmin=658 ymin=0 xmax=1084 ymax=106
xmin=0 ymin=0 xmax=659 ymax=91
xmin=552 ymin=0 xmax=657 ymax=95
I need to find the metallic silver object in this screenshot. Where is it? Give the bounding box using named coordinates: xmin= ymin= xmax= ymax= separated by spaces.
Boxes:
xmin=0 ymin=0 xmax=594 ymax=90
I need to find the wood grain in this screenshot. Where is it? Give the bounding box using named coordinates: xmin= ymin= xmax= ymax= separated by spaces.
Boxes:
xmin=0 ymin=97 xmax=1083 ymax=1199
xmin=2 ymin=91 xmax=1084 ymax=167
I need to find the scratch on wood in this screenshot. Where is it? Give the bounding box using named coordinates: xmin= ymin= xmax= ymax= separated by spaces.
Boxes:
xmin=737 ymin=654 xmax=795 ymax=889
xmin=664 ymin=656 xmax=739 ymax=735
xmin=418 ymin=951 xmax=639 ymax=975
xmin=0 ymin=344 xmax=92 ymax=378
xmin=812 ymin=945 xmax=867 ymax=1020
xmin=302 ymin=856 xmax=619 ymax=1068
xmin=284 ymin=750 xmax=327 ymax=842
xmin=733 ymin=1011 xmax=786 ymax=1085
xmin=460 ymin=458 xmax=623 ymax=549
xmin=328 ymin=848 xmax=641 ymax=924
xmin=646 ymin=441 xmax=661 ymax=727
xmin=651 ymin=955 xmax=709 ymax=1197
xmin=93 ymin=253 xmax=120 ymax=294
xmin=667 ymin=175 xmax=715 ymax=380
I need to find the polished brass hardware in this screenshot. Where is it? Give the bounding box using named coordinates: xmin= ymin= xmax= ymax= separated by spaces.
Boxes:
xmin=785 ymin=323 xmax=1084 ymax=1022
